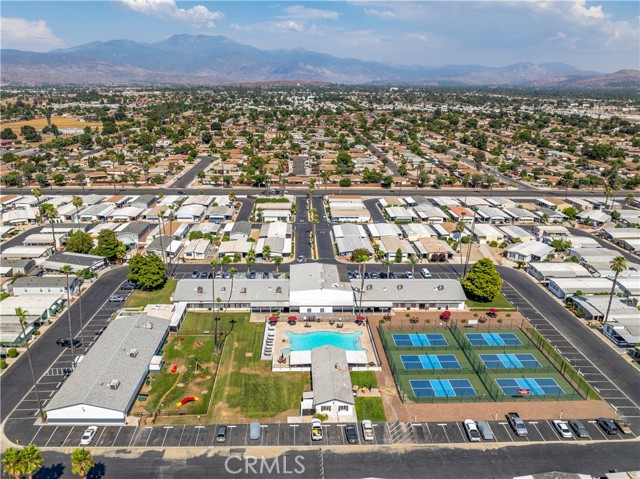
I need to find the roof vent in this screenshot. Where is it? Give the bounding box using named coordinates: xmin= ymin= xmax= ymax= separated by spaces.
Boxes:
xmin=221 ymin=286 xmax=226 ymax=291
xmin=128 ymin=348 xmax=138 ymax=358
xmin=144 ymin=321 xmax=154 ymax=329
xmin=196 ymin=286 xmax=203 ymax=294
xmin=438 ymin=284 xmax=444 ymax=291
xmin=366 ymin=284 xmax=372 ymax=291
xmin=397 ymin=284 xmax=403 ymax=291
xmin=108 ymin=379 xmax=120 ymax=390
xmin=241 ymin=287 xmax=247 ymax=293
xmin=276 ymin=286 xmax=282 ymax=294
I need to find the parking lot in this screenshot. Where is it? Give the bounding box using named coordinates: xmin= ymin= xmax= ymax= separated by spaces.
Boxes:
xmin=15 ymin=416 xmax=636 ymax=450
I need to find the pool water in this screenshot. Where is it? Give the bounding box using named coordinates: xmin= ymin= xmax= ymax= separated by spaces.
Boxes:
xmin=282 ymin=331 xmax=365 ymax=354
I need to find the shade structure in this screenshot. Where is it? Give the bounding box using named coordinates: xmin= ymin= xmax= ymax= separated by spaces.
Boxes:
xmin=489 ymin=308 xmax=498 ymax=314
xmin=288 ymin=316 xmax=297 ymax=322
xmin=441 ymin=310 xmax=452 ymax=319
xmin=356 ymin=315 xmax=365 ymax=321
xmin=268 ymin=316 xmax=278 ymax=322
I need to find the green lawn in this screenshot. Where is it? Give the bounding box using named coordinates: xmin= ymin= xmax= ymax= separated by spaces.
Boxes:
xmin=125 ymin=279 xmax=177 ymax=308
xmin=350 ymin=371 xmax=378 ymax=389
xmin=180 ymin=311 xmax=252 ymax=333
xmin=355 ymin=397 xmax=386 ymax=422
xmin=211 ymin=313 xmax=309 ymax=421
xmin=466 ymin=292 xmax=515 ymax=310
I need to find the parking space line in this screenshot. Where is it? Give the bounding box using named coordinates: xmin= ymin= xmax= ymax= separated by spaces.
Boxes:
xmin=499 ymin=423 xmax=514 ymax=442
xmin=194 ymin=425 xmax=204 ymax=446
xmin=143 ymin=427 xmax=153 ymax=447
xmin=112 ymin=426 xmax=122 ymax=447
xmin=290 ymin=424 xmax=297 ymax=446
xmin=95 ymin=426 xmax=107 ymax=446
xmin=162 ymin=426 xmax=173 ymax=447
xmin=530 ymin=422 xmax=545 ymax=441
xmin=437 ymin=424 xmax=450 ymax=443
xmin=424 ymin=423 xmax=434 ymax=443
xmin=29 ymin=426 xmax=43 ymax=445
xmin=177 ymin=425 xmax=186 ymax=446
xmin=44 ymin=427 xmax=59 ymax=447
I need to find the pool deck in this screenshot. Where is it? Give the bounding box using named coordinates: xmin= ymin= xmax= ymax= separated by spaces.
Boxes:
xmin=268 ymin=319 xmax=377 ymax=370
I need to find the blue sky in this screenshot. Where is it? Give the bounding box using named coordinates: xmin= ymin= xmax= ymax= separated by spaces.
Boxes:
xmin=2 ymin=1 xmax=638 ymax=72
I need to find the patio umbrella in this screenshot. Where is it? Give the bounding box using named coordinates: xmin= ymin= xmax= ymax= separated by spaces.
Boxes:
xmin=288 ymin=316 xmax=297 ymax=322
xmin=356 ymin=315 xmax=365 ymax=321
xmin=441 ymin=310 xmax=451 ymax=319
xmin=489 ymin=308 xmax=498 ymax=314
xmin=268 ymin=316 xmax=278 ymax=322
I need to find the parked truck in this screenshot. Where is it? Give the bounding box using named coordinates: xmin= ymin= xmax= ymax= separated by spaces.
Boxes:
xmin=506 ymin=412 xmax=528 ymax=436
xmin=311 ymin=419 xmax=323 ymax=441
xmin=361 ymin=420 xmax=375 ymax=441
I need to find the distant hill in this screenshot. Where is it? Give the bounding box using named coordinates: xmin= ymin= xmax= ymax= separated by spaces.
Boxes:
xmin=1 ymin=34 xmax=633 ymax=88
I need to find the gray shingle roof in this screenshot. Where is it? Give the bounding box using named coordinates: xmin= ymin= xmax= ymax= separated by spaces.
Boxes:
xmin=45 ymin=313 xmax=170 ymax=416
xmin=311 ymin=345 xmax=354 ymax=405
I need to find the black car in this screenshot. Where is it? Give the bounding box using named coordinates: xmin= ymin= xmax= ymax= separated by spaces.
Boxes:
xmin=596 ymin=418 xmax=619 ymax=435
xmin=121 ymin=282 xmax=137 ymax=290
xmin=200 ymin=271 xmax=208 ymax=279
xmin=364 ymin=272 xmax=370 ymax=279
xmin=345 ymin=425 xmax=358 ymax=444
xmin=247 ymin=271 xmax=256 ymax=279
xmin=389 ymin=271 xmax=396 ymax=279
xmin=57 ymin=338 xmax=81 ymax=348
xmin=379 ymin=272 xmax=388 ymax=279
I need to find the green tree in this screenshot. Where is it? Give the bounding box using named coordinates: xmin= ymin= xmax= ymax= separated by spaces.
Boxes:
xmin=550 ymin=238 xmax=572 ymax=252
xmin=603 ymin=256 xmax=627 ymax=326
xmin=1 ymin=127 xmax=17 ymax=140
xmin=71 ymin=447 xmax=95 ymax=479
xmin=394 ymin=248 xmax=403 ymax=263
xmin=274 ymin=255 xmax=283 ymax=272
xmin=127 ymin=254 xmax=167 ymax=290
xmin=262 ymin=245 xmax=271 ymax=258
xmin=408 ymin=255 xmax=419 ymax=274
xmin=20 ymin=444 xmax=43 ymax=478
xmin=91 ymin=229 xmax=126 ymax=261
xmin=15 ymin=307 xmax=45 ymax=420
xmin=351 ymin=248 xmax=371 ymax=263
xmin=65 ymin=230 xmax=94 ymax=254
xmin=562 ymin=207 xmax=578 ymax=220
xmin=39 ymin=202 xmax=58 ymax=250
xmin=339 ymin=177 xmax=351 ymax=187
xmin=2 ymin=447 xmax=23 ymax=478
xmin=461 ymin=258 xmax=503 ymax=302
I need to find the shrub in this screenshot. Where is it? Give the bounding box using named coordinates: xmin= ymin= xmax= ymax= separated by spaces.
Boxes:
xmin=7 ymin=348 xmax=18 ymax=358
xmin=0 ymin=359 xmax=6 ymax=369
xmin=313 ymin=413 xmax=329 ymax=421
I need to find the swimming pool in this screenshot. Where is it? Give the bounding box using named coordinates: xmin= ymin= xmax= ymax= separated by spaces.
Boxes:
xmin=282 ymin=331 xmax=365 ymax=353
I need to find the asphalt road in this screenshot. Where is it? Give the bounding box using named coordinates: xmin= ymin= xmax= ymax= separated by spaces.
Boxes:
xmin=171 ymin=156 xmax=214 ymax=189
xmin=294 ymin=196 xmax=312 ymax=260
xmin=0 ymin=267 xmax=130 ymax=421
xmin=32 ymin=442 xmax=640 ymax=479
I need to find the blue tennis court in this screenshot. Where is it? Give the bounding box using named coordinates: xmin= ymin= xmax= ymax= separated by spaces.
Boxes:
xmin=465 ymin=332 xmax=522 ymax=346
xmin=400 ymin=354 xmax=461 ymax=370
xmin=479 ymin=353 xmax=542 ymax=369
xmin=496 ymin=377 xmax=565 ymax=396
xmin=392 ymin=333 xmax=448 ymax=347
xmin=409 ymin=379 xmax=477 ymax=397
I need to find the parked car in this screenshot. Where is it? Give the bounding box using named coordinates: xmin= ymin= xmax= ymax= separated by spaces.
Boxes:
xmin=224 ymin=271 xmax=231 ymax=279
xmin=405 ymin=271 xmax=414 ymax=279
xmin=57 ymin=338 xmax=81 ymax=348
xmin=80 ymin=426 xmax=98 ymax=445
xmin=420 ymin=267 xmax=432 ymax=279
xmin=568 ymin=420 xmax=590 ymax=438
xmin=476 ymin=421 xmax=494 ymax=440
xmin=311 ymin=419 xmax=323 ymax=441
xmin=388 ymin=271 xmax=396 ymax=279
xmin=249 ymin=422 xmax=261 ymax=440
xmin=379 ymin=272 xmax=388 ymax=279
xmin=353 ymin=271 xmax=361 ymax=279
xmin=296 ymin=255 xmax=306 ymax=263
xmin=121 ymin=282 xmax=137 ymax=290
xmin=463 ymin=419 xmax=481 ymax=442
xmin=247 ymin=271 xmax=256 ymax=279
xmin=361 ymin=420 xmax=374 ymax=441
xmin=344 ymin=424 xmax=358 ymax=444
xmin=216 ymin=425 xmax=228 ymax=442
xmin=613 ymin=419 xmax=632 ymax=435
xmin=364 ymin=272 xmax=370 ymax=279
xmin=552 ymin=420 xmax=572 ymax=438
xmin=596 ymin=418 xmax=619 ymax=435
xmin=347 ymin=270 xmax=354 ymax=279
xmin=108 ymin=295 xmax=125 ymax=302
xmin=215 ymin=271 xmax=223 ymax=279
xmin=200 ymin=271 xmax=208 ymax=279
xmin=506 ymin=412 xmax=528 ymax=436
xmin=191 ymin=270 xmax=199 ymax=279
xmin=207 ymin=272 xmax=213 ymax=279
xmin=370 ymin=272 xmax=379 ymax=279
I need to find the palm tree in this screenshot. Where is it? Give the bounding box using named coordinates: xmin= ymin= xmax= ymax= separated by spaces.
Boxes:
xmin=274 ymin=256 xmax=283 ymax=273
xmin=603 ymin=256 xmax=628 ymax=326
xmin=408 ymin=255 xmax=419 ymax=274
xmin=39 ymin=203 xmax=58 ymax=250
xmin=2 ymin=447 xmax=22 ymax=478
xmin=20 ymin=444 xmax=43 ymax=479
xmin=456 ymin=219 xmax=466 ymax=271
xmin=167 ymin=205 xmax=176 ymax=277
xmin=72 ymin=195 xmax=83 ymax=224
xmin=60 ymin=265 xmax=77 ymax=366
xmin=157 ymin=210 xmax=168 ymax=277
xmin=210 ymin=259 xmax=220 ymax=353
xmin=32 ymin=187 xmax=42 ymax=222
xmin=226 ymin=267 xmax=238 ymax=312
xmin=72 ymin=196 xmax=86 ymax=347
xmin=15 ymin=308 xmax=45 ymax=420
xmin=382 ymin=259 xmax=391 ymax=276
xmin=71 ymin=447 xmax=95 ymax=479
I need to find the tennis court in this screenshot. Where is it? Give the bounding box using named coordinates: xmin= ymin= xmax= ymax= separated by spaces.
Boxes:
xmin=479 ymin=353 xmax=542 ymax=369
xmin=409 ymin=379 xmax=477 ymax=398
xmin=392 ymin=333 xmax=448 ymax=347
xmin=466 ymin=332 xmax=522 ymax=346
xmin=400 ymin=354 xmax=461 ymax=370
xmin=495 ymin=377 xmax=565 ymax=396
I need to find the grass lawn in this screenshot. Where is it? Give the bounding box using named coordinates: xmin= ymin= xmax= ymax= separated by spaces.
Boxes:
xmin=466 ymin=292 xmax=515 ymax=310
xmin=125 ymin=279 xmax=177 ymax=308
xmin=211 ymin=313 xmax=309 ymax=421
xmin=355 ymin=397 xmax=386 ymax=422
xmin=142 ymin=334 xmax=219 ymax=416
xmin=350 ymin=371 xmax=378 ymax=389
xmin=180 ymin=311 xmax=251 ymax=333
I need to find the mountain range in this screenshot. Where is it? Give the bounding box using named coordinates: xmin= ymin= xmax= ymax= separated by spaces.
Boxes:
xmin=2 ymin=34 xmax=638 ymax=89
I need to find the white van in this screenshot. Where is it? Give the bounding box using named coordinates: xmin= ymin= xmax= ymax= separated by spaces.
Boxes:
xmin=420 ymin=268 xmax=432 ymax=279
xmin=249 ymin=422 xmax=261 ymax=440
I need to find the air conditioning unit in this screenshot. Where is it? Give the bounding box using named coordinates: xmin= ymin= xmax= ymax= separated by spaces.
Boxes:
xmin=128 ymin=348 xmax=138 ymax=358
xmin=144 ymin=321 xmax=154 ymax=329
xmin=108 ymin=379 xmax=120 ymax=390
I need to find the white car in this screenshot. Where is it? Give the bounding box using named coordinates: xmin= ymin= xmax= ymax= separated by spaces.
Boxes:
xmin=80 ymin=426 xmax=98 ymax=445
xmin=553 ymin=420 xmax=572 ymax=438
xmin=463 ymin=419 xmax=481 ymax=442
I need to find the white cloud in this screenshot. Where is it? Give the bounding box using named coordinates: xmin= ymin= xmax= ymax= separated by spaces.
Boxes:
xmin=364 ymin=8 xmax=398 ymax=19
xmin=119 ymin=0 xmax=223 ymax=28
xmin=273 ymin=21 xmax=305 ymax=32
xmin=1 ymin=17 xmax=64 ymax=51
xmin=282 ymin=5 xmax=339 ymax=21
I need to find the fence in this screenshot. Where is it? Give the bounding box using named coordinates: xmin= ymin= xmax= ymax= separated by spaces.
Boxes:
xmin=523 ymin=327 xmax=599 ymax=400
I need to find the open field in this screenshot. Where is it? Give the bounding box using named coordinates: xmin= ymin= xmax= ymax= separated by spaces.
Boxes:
xmin=180 ymin=311 xmax=250 ymax=333
xmin=210 ymin=313 xmax=309 ymax=422
xmin=125 ymin=280 xmax=177 ymax=308
xmin=1 ymin=116 xmax=102 ymax=132
xmin=350 ymin=371 xmax=378 ymax=389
